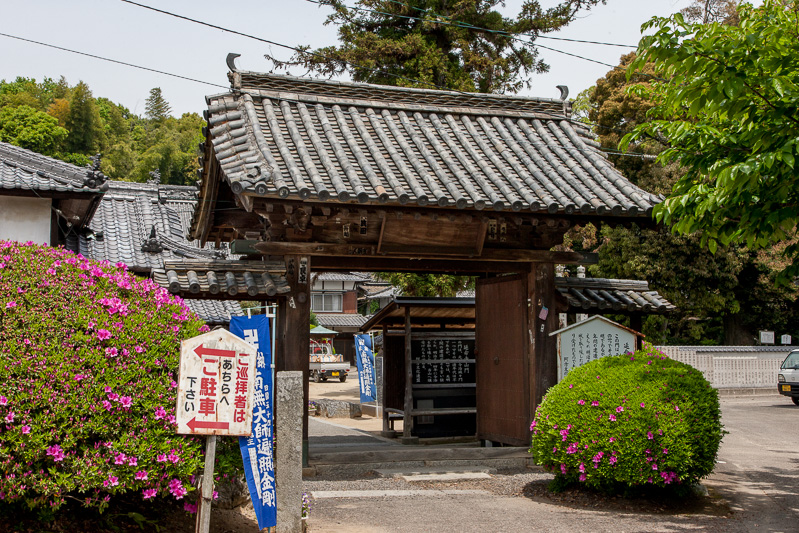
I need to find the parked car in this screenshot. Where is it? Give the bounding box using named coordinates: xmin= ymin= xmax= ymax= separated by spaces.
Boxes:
xmin=778 ymin=350 xmax=799 ymax=405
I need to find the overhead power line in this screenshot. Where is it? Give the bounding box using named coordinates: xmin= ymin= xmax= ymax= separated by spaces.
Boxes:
xmin=0 ymin=31 xmax=656 ymax=162
xmin=0 ymin=32 xmax=227 ymax=89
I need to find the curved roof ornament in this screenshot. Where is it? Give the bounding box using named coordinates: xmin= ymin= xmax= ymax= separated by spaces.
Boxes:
xmin=226 ymin=53 xmax=241 ymax=72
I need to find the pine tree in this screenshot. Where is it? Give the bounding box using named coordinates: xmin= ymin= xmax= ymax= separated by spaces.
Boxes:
xmin=145 ymin=87 xmax=171 ymax=121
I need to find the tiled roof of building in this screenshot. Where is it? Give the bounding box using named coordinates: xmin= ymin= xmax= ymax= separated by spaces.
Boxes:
xmin=184 ymin=299 xmax=243 ymax=326
xmin=153 ymin=259 xmax=290 ymax=299
xmin=194 ymin=67 xmax=661 ymax=238
xmin=316 ymin=313 xmax=370 ymax=329
xmin=313 ymin=272 xmax=370 ymax=282
xmin=556 ymin=277 xmax=675 ymax=314
xmin=360 ymin=283 xmax=398 ymax=300
xmin=0 ymin=141 xmax=107 ymax=195
xmin=69 ymin=180 xmax=228 ymax=272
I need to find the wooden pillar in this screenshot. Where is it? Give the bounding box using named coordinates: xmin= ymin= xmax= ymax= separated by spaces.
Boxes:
xmin=402 ymin=306 xmax=415 ymax=442
xmin=528 ymin=262 xmax=558 ymax=412
xmin=276 ymin=255 xmax=311 ymax=464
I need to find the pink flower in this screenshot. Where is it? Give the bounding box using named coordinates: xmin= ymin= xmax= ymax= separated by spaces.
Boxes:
xmin=157 ymin=454 xmax=167 ymax=462
xmin=529 ymin=420 xmax=536 ymax=430
xmin=96 ymin=329 xmax=112 ymax=340
xmin=142 ymin=489 xmax=157 ymax=499
xmin=4 ymin=412 xmax=13 ymax=423
xmin=21 ymin=425 xmax=30 ymax=434
xmin=560 ymin=464 xmax=567 ymax=474
xmin=105 ymin=347 xmax=118 ymax=357
xmin=128 ymin=456 xmax=138 ymax=466
xmin=568 ymin=384 xmax=573 ymax=389
xmin=103 ymin=386 xmax=112 ymax=393
xmin=579 ymin=462 xmax=586 ymax=473
xmin=154 ymin=407 xmax=166 ymax=420
xmin=609 ymin=437 xmax=615 ymax=443
xmin=566 ymin=443 xmax=578 ymax=454
xmin=114 ymin=453 xmax=127 ymax=465
xmin=102 ymin=400 xmax=113 ymax=411
xmin=647 ymin=431 xmax=654 ymax=440
xmin=608 ymin=414 xmax=616 ymax=421
xmin=609 ymin=455 xmax=618 ymax=465
xmin=135 ymin=346 xmax=145 ymax=353
xmin=170 ymin=381 xmax=178 ymax=389
xmin=615 ymin=406 xmax=624 ymax=413
xmin=591 ymin=401 xmax=599 ymax=407
xmin=0 ymin=396 xmax=6 ymax=406
xmin=184 ymin=501 xmax=197 ymax=514
xmin=168 ymin=453 xmax=180 ymax=464
xmin=5 ymin=301 xmax=16 ymax=309
xmin=652 ymin=464 xmax=658 ymax=470
xmin=107 ymin=393 xmax=119 ymax=402
xmin=107 ymin=475 xmax=119 ymax=486
xmin=640 ymin=402 xmax=646 ymax=408
xmin=674 ymin=405 xmax=680 ymax=412
xmin=577 ymin=399 xmax=585 ymax=405
xmin=662 ymin=448 xmax=668 ymax=455
xmin=119 ymin=396 xmax=132 ymax=409
xmin=135 ymin=470 xmax=148 ymax=481
xmin=579 ymin=473 xmax=587 ymax=482
xmin=46 ymin=445 xmax=65 ymax=462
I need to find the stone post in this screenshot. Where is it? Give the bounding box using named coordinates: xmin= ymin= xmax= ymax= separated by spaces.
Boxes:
xmin=276 ymin=371 xmax=303 ymax=533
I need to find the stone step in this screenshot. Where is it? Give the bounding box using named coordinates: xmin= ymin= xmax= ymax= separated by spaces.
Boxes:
xmin=375 ymin=465 xmax=496 ymax=482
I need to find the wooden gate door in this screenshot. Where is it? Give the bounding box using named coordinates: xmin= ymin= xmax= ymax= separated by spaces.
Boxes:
xmin=476 ymin=275 xmax=530 ymax=446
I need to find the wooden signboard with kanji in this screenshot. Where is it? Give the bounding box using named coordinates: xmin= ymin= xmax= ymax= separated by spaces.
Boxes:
xmin=176 ymin=330 xmax=256 ymax=436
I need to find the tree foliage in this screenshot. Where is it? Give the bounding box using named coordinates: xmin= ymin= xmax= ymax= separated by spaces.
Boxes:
xmin=0 ymin=105 xmax=68 ymax=155
xmin=270 ymin=0 xmax=606 ymax=93
xmin=377 ymin=273 xmax=474 ymax=297
xmin=0 ymin=77 xmax=203 ymax=185
xmin=623 ymin=0 xmax=799 ymax=282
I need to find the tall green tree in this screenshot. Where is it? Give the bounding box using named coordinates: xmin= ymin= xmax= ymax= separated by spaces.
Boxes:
xmin=144 ymin=87 xmax=171 ymax=121
xmin=64 ymin=81 xmax=103 ymax=154
xmin=622 ymin=0 xmax=799 ymax=282
xmin=270 ymin=0 xmax=606 ymax=93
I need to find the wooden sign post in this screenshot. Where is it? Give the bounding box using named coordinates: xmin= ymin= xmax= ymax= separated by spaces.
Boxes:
xmin=176 ymin=330 xmax=257 ymax=533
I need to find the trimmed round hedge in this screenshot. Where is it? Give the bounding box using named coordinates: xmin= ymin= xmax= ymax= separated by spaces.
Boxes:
xmin=0 ymin=241 xmax=237 ymax=511
xmin=530 ymin=345 xmax=723 ymax=491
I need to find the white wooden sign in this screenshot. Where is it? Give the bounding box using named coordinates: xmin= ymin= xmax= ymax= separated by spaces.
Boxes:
xmin=550 ymin=316 xmax=640 ymax=381
xmin=176 ymin=329 xmax=256 ymax=436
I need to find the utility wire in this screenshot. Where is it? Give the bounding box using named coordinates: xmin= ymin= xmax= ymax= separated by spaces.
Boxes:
xmin=0 ymin=32 xmax=227 ymax=89
xmin=375 ymin=0 xmax=637 ymax=47
xmin=0 ymin=31 xmax=655 ymax=165
xmin=304 ymin=0 xmax=621 ymax=68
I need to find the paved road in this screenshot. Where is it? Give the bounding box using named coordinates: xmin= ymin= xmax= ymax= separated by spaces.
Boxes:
xmin=304 ymin=393 xmax=799 ymax=532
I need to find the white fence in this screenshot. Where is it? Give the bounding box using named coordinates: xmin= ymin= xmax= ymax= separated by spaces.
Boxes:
xmin=655 ymin=346 xmax=796 ymax=389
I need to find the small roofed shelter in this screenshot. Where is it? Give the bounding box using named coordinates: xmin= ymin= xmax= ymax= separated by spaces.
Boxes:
xmin=362 ymin=283 xmax=672 ymax=441
xmin=190 ymin=56 xmax=662 ymax=448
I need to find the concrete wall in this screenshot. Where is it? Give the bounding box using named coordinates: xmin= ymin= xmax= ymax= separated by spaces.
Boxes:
xmin=657 ymin=345 xmax=798 ymax=388
xmin=0 ymin=196 xmax=52 ymax=245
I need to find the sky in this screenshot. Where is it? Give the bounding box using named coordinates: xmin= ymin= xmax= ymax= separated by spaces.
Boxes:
xmin=0 ymin=0 xmax=696 ymax=117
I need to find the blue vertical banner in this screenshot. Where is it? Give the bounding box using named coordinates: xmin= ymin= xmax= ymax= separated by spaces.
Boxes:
xmin=230 ymin=315 xmax=276 ymax=530
xmin=354 ymin=334 xmax=376 ymax=403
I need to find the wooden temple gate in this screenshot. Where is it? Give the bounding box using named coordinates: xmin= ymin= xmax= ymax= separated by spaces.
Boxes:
xmin=177 ymin=55 xmax=663 ymax=454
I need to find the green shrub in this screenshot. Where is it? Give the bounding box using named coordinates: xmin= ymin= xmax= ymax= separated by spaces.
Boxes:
xmin=0 ymin=241 xmax=237 ymax=511
xmin=530 ymin=345 xmax=723 ymax=491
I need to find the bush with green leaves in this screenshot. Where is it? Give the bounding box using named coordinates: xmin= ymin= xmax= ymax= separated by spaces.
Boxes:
xmin=0 ymin=241 xmax=239 ymax=511
xmin=530 ymin=346 xmax=723 ymax=491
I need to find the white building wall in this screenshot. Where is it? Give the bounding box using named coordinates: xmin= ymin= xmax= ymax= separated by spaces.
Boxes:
xmin=0 ymin=196 xmax=52 ymax=245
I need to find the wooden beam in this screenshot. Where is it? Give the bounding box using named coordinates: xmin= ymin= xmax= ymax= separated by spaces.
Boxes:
xmin=254 ymin=240 xmax=596 ymax=264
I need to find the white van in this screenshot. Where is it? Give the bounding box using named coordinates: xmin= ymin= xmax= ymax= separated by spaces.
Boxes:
xmin=778 ymin=349 xmax=799 ymax=405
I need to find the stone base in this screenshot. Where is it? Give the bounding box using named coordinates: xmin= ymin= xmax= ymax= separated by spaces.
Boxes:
xmin=316 ymin=399 xmax=362 ymax=418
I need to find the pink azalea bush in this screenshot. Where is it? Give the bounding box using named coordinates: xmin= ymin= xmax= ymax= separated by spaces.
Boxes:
xmin=530 ymin=345 xmax=723 ymax=492
xmin=0 ymin=241 xmax=235 ymax=511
